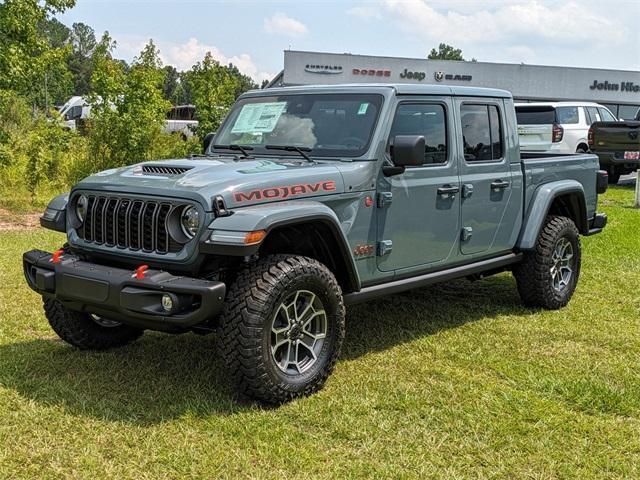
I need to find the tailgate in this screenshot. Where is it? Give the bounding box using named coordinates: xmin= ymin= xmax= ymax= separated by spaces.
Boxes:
xmin=517 ymin=124 xmax=553 ymax=151
xmin=592 ymin=121 xmax=640 ymax=151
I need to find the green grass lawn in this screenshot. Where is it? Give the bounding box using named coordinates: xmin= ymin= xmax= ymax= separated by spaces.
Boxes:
xmin=1 ymin=186 xmax=639 ymax=479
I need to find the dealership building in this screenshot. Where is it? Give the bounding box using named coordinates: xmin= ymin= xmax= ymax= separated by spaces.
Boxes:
xmin=267 ymin=50 xmax=640 ymax=119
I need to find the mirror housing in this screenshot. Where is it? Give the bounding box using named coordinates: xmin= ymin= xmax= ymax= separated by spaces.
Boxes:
xmin=202 ymin=132 xmax=216 ymax=153
xmin=384 ymin=135 xmax=425 ymax=176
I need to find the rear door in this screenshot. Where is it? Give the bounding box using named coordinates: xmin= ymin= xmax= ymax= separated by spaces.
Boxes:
xmin=515 ymin=105 xmax=554 ymax=151
xmin=376 ymin=98 xmax=460 ymax=272
xmin=456 ymin=99 xmax=514 ymax=256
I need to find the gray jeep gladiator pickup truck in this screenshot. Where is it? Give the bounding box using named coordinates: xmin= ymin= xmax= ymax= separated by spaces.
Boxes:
xmin=24 ymin=84 xmax=608 ymax=403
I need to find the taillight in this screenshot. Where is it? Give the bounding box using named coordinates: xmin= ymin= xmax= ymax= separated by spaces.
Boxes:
xmin=552 ymin=123 xmax=564 ymax=143
xmin=588 ymin=127 xmax=594 ymax=146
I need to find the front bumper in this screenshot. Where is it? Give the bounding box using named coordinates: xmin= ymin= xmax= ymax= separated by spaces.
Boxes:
xmin=23 ymin=249 xmax=226 ymax=332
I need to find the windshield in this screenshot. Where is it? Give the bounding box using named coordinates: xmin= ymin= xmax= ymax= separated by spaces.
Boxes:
xmin=213 ymin=93 xmax=384 ymax=158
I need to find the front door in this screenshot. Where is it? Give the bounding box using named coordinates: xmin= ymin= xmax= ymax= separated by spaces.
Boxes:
xmin=377 ymin=99 xmax=461 ymax=272
xmin=456 ymin=99 xmax=513 ymax=256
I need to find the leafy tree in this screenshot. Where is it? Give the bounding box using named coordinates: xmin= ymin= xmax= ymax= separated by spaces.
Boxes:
xmin=186 ymin=53 xmax=237 ymax=138
xmin=186 ymin=53 xmax=257 ymax=138
xmin=68 ymin=22 xmax=97 ymax=95
xmin=428 ymin=43 xmax=476 ymax=62
xmin=0 ymin=0 xmax=76 ymax=104
xmin=87 ymin=34 xmax=169 ymax=169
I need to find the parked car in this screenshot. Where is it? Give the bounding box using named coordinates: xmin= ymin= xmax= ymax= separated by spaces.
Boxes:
xmin=58 ymin=96 xmax=91 ymax=130
xmin=164 ymin=104 xmax=198 ymax=138
xmin=24 ymin=84 xmax=607 ymax=404
xmin=515 ymin=102 xmax=617 ymax=154
xmin=589 ymin=107 xmax=640 ymax=183
xmin=57 ymin=96 xmax=198 ymax=137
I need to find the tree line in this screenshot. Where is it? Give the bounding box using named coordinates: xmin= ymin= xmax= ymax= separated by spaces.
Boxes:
xmin=0 ymin=0 xmax=262 ymax=209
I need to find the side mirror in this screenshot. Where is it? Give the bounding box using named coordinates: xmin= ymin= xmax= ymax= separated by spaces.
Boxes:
xmin=202 ymin=132 xmax=216 ymax=153
xmin=384 ymin=135 xmax=425 ymax=176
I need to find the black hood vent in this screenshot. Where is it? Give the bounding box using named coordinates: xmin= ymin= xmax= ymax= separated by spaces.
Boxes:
xmin=141 ymin=165 xmax=193 ymax=175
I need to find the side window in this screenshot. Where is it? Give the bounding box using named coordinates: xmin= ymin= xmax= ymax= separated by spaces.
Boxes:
xmin=599 ymin=108 xmax=617 ymax=122
xmin=556 ymin=106 xmax=579 ymax=124
xmin=461 ymin=104 xmax=503 ymax=161
xmin=586 ymin=106 xmax=601 ymax=123
xmin=389 ymin=103 xmax=447 ymax=165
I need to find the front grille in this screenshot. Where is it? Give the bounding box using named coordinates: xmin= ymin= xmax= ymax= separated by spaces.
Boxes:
xmin=141 ymin=165 xmax=193 ymax=175
xmin=78 ymin=195 xmax=184 ymax=254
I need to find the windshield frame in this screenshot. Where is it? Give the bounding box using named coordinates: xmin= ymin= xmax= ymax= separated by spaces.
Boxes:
xmin=211 ymin=92 xmax=385 ymax=159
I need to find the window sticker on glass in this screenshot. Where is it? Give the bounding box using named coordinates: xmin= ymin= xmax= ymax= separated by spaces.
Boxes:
xmin=357 ymin=103 xmax=369 ymax=115
xmin=231 ymin=102 xmax=287 ymax=133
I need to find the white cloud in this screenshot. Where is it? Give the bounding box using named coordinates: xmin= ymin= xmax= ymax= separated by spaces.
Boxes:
xmin=380 ymin=0 xmax=626 ymax=45
xmin=347 ymin=5 xmax=382 ymax=20
xmin=263 ymin=12 xmax=309 ymax=37
xmin=113 ymin=36 xmax=274 ymax=83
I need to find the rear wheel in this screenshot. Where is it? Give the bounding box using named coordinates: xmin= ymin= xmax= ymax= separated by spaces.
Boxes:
xmin=43 ymin=299 xmax=143 ymax=350
xmin=513 ymin=215 xmax=581 ymax=309
xmin=219 ymin=255 xmax=345 ymax=404
xmin=607 ymin=166 xmax=621 ymax=184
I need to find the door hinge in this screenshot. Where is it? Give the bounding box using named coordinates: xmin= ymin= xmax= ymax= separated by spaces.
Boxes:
xmin=378 ymin=240 xmax=393 ymax=256
xmin=461 ymin=227 xmax=473 ymax=242
xmin=377 ymin=192 xmax=393 ymax=208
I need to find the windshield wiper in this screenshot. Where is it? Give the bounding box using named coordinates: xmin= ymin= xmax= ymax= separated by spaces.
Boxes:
xmin=265 ymin=145 xmax=313 ymax=163
xmin=211 ymin=144 xmax=254 ymax=158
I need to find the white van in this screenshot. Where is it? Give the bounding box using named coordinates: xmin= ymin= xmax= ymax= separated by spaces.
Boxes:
xmin=515 ymin=102 xmax=618 ymax=153
xmin=57 ymin=97 xmax=198 ymax=137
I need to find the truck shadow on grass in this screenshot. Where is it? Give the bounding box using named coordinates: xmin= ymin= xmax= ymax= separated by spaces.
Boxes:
xmin=0 ymin=274 xmax=525 ymax=424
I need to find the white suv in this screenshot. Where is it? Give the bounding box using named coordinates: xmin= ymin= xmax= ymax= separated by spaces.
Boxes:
xmin=515 ymin=102 xmax=618 ymax=154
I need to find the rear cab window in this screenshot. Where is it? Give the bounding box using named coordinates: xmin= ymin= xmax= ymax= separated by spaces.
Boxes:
xmin=461 ymin=104 xmax=503 ymax=161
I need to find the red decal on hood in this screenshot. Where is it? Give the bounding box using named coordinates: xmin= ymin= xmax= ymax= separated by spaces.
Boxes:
xmin=234 ymin=181 xmax=336 ymax=203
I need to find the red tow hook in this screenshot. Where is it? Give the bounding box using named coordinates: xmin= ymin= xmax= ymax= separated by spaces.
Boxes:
xmin=50 ymin=249 xmax=65 ymax=264
xmin=134 ymin=265 xmax=149 ymax=279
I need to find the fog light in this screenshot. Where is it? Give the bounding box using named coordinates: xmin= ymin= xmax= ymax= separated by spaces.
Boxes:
xmin=161 ymin=294 xmax=174 ymax=312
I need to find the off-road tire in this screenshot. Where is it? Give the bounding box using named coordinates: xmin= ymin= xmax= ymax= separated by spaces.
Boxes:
xmin=219 ymin=255 xmax=345 ymax=404
xmin=43 ymin=299 xmax=143 ymax=350
xmin=514 ymin=215 xmax=581 ymax=309
xmin=607 ymin=167 xmax=621 ymax=184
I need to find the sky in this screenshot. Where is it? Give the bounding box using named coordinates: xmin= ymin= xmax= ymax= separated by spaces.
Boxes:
xmin=58 ymin=0 xmax=640 ymax=83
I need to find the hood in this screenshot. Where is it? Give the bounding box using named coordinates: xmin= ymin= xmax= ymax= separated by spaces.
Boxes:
xmin=76 ymin=158 xmax=346 ymax=210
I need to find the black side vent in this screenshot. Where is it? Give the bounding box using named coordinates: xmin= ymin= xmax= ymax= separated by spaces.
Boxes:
xmin=141 ymin=165 xmax=193 ymax=175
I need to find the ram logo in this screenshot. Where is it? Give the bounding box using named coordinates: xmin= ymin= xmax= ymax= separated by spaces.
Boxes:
xmin=434 ymin=71 xmax=444 ymax=82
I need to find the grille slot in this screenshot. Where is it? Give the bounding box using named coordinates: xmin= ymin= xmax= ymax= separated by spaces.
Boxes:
xmin=141 ymin=165 xmax=193 ymax=175
xmin=76 ymin=195 xmax=185 ymax=254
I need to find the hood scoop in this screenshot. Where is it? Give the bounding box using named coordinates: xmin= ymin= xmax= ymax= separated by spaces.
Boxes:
xmin=137 ymin=165 xmax=194 ymax=176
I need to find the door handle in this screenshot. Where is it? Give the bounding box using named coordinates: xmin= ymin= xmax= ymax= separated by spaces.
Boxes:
xmin=437 ymin=185 xmax=460 ymax=197
xmin=491 ymin=179 xmax=510 ymax=190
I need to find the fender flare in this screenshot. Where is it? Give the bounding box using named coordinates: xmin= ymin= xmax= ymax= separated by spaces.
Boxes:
xmin=516 ymin=180 xmax=588 ymax=250
xmin=204 ymin=201 xmax=361 ymax=291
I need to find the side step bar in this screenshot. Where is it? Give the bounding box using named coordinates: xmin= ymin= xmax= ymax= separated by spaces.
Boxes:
xmin=344 ymin=253 xmax=522 ymax=305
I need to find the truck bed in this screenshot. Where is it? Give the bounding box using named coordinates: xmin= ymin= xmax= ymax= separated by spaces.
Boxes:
xmin=520 ymin=152 xmax=600 ymax=221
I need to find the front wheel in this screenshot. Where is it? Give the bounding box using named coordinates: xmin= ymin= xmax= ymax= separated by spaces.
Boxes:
xmin=513 ymin=215 xmax=581 ymax=309
xmin=219 ymin=255 xmax=345 ymax=404
xmin=43 ymin=299 xmax=144 ymax=349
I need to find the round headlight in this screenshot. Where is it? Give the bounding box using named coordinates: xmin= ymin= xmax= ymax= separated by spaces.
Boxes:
xmin=180 ymin=206 xmax=200 ymax=238
xmin=76 ymin=195 xmax=88 ymax=223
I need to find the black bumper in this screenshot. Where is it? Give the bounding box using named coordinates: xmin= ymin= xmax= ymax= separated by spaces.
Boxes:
xmin=23 ymin=249 xmax=226 ymax=332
